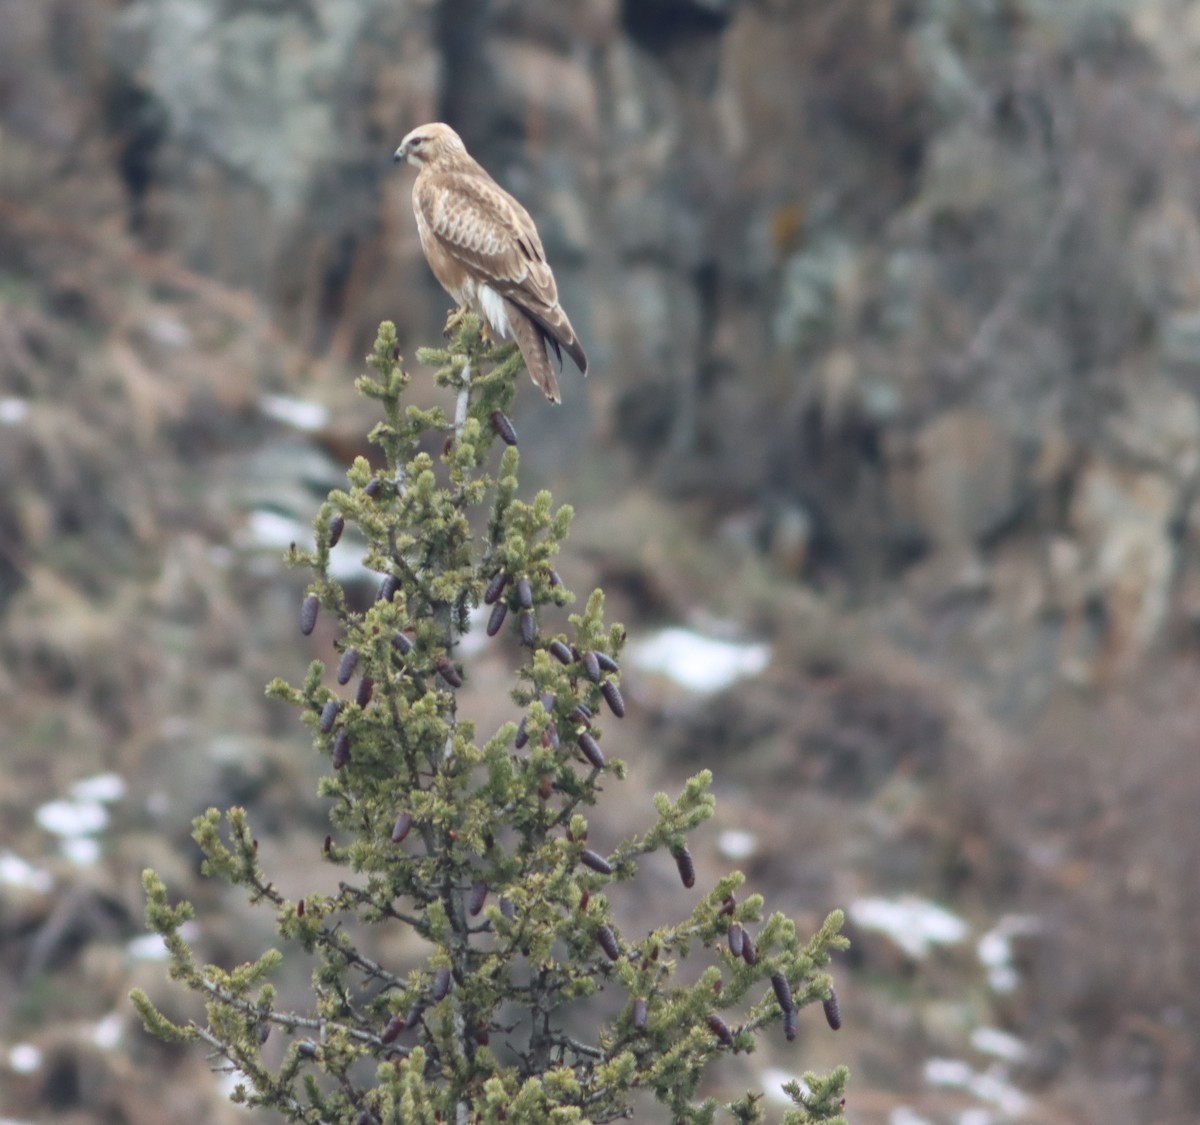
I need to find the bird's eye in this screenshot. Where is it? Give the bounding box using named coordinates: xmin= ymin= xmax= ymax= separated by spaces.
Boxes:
xmin=411 ymin=137 xmax=424 ymax=148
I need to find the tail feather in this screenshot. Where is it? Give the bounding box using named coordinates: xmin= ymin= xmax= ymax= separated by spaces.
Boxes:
xmin=561 ymin=333 xmax=587 ymax=376
xmin=506 ymin=300 xmax=562 ymax=404
xmin=528 ymin=306 xmax=587 ymax=376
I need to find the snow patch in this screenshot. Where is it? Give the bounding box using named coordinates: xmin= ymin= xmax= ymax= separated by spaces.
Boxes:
xmin=7 ymin=1043 xmax=42 ymax=1074
xmin=35 ymin=799 xmax=108 ymax=838
xmin=717 ymin=829 xmax=759 ymax=860
xmin=69 ymin=772 xmax=126 ymax=804
xmin=0 ymin=852 xmax=53 ymax=893
xmin=628 ymin=627 xmax=770 ymax=693
xmin=259 ymin=393 xmax=329 ymax=432
xmin=848 ymin=895 xmax=968 ymax=959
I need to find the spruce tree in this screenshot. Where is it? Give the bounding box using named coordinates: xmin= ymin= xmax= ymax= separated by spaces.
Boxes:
xmin=131 ymin=319 xmax=849 ymax=1124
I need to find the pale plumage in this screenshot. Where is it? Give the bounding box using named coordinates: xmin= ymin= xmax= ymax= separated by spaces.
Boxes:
xmin=393 ymin=123 xmax=587 ymax=404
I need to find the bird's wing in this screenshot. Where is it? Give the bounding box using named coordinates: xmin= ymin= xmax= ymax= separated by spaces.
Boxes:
xmin=417 ymin=171 xmax=556 ymax=305
xmin=416 ymin=170 xmax=587 ymax=373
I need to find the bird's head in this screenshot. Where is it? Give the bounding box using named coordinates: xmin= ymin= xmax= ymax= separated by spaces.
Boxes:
xmin=393 ymin=123 xmax=467 ymax=168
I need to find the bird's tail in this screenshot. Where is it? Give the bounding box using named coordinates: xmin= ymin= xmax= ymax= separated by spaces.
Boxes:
xmin=505 ymin=300 xmax=562 ymax=404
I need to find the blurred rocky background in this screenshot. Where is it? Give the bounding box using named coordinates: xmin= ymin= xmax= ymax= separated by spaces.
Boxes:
xmin=3 ymin=1 xmax=1200 ymax=1122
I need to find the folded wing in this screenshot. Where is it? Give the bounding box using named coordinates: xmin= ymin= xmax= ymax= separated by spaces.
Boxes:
xmin=415 ymin=172 xmax=588 ymax=380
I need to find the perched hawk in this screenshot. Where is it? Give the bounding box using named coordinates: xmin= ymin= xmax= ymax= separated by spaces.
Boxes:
xmin=394 ymin=123 xmax=588 ymax=404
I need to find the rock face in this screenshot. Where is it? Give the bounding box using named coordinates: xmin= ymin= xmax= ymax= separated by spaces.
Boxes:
xmin=68 ymin=2 xmax=1200 ymax=664
xmin=4 ymin=0 xmax=1200 ymax=736
xmin=103 ymin=0 xmax=440 ymax=352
